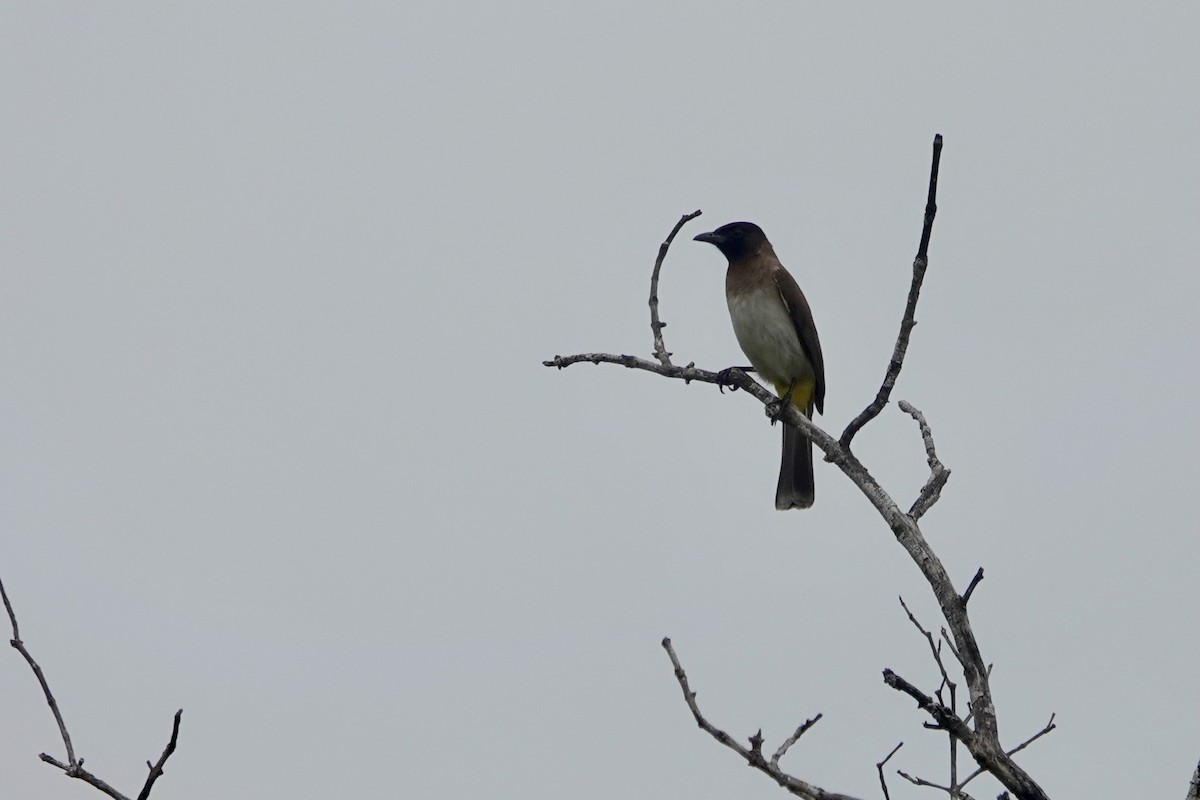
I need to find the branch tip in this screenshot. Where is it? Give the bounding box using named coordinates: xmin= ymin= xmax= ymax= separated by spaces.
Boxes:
xmin=962 ymin=568 xmax=985 ymax=604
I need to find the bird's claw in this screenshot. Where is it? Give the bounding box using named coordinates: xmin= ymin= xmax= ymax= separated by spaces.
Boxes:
xmin=766 ymin=399 xmax=786 ymax=426
xmin=716 ymin=367 xmax=743 ymax=394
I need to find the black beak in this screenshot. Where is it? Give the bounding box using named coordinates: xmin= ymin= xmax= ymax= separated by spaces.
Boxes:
xmin=693 ymin=231 xmax=721 ymax=245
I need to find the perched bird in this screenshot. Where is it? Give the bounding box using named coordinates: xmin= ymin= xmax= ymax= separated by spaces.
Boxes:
xmin=694 ymin=222 xmax=825 ymax=510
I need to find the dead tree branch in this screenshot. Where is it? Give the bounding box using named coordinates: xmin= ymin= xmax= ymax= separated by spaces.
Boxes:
xmin=899 ymin=596 xmax=955 ymax=696
xmin=1 ymin=576 xmax=183 ymax=800
xmin=899 ymin=401 xmax=951 ymax=520
xmin=662 ymin=638 xmax=863 ymax=800
xmin=959 ymin=716 xmax=1057 ymax=791
xmin=649 ymin=210 xmax=703 ymax=366
xmin=961 ymin=569 xmax=985 ymax=606
xmin=839 ymin=134 xmax=942 ymax=452
xmin=136 ymin=710 xmax=183 ymax=800
xmin=897 ymin=769 xmax=980 ymax=800
xmin=877 ymin=742 xmax=903 ymax=800
xmin=770 ymin=714 xmax=824 ymax=768
xmin=1 ymin=576 xmax=77 ymax=767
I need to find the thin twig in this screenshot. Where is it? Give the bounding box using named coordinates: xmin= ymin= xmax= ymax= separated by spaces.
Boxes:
xmin=899 ymin=770 xmax=951 ymax=791
xmin=898 ymin=401 xmax=951 ymax=519
xmin=897 ymin=770 xmax=978 ymax=800
xmin=899 ymin=596 xmax=955 ymax=693
xmin=662 ymin=638 xmax=865 ymax=800
xmin=960 ymin=715 xmax=1057 ymax=790
xmin=939 ymin=628 xmax=964 ymax=668
xmin=1 ymin=576 xmax=78 ymax=766
xmin=3 ymin=575 xmax=182 ymax=800
xmin=649 ymin=210 xmax=702 ymax=366
xmin=839 ymin=134 xmax=943 ymax=452
xmin=1003 ymin=714 xmax=1057 ymax=760
xmin=136 ymin=710 xmax=183 ymax=800
xmin=877 ymin=742 xmax=903 ymax=800
xmin=770 ymin=714 xmax=823 ymax=767
xmin=961 ymin=569 xmax=985 ymax=605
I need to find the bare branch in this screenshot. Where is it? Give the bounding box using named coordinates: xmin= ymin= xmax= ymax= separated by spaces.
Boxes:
xmin=939 ymin=628 xmax=964 ymax=668
xmin=898 ymin=769 xmax=979 ymax=800
xmin=2 ymin=575 xmax=182 ymax=800
xmin=899 ymin=596 xmax=955 ymax=693
xmin=543 ymin=352 xmax=721 ymax=383
xmin=961 ymin=715 xmax=1057 ymax=790
xmin=550 ymin=345 xmax=1050 ymax=799
xmin=38 ymin=754 xmax=128 ymax=800
xmin=899 ymin=597 xmax=970 ymax=800
xmin=649 ymin=210 xmax=703 ymax=366
xmin=1003 ymin=714 xmax=1057 ymax=761
xmin=2 ymin=576 xmax=78 ymax=768
xmin=662 ymin=638 xmax=865 ymax=800
xmin=882 ymin=668 xmax=974 ymax=743
xmin=548 ymin=347 xmax=1049 ymax=798
xmin=839 ymin=134 xmax=943 ymax=451
xmin=877 ymin=742 xmax=903 ymax=800
xmin=961 ymin=569 xmax=986 ymax=605
xmin=898 ymin=401 xmax=951 ymax=520
xmin=136 ymin=710 xmax=183 ymax=800
xmin=542 ymin=353 xmax=836 ymax=461
xmin=899 ymin=770 xmax=950 ymax=791
xmin=770 ymin=714 xmax=823 ymax=768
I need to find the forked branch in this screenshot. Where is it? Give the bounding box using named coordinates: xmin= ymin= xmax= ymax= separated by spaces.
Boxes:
xmin=1 ymin=576 xmax=182 ymax=800
xmin=662 ymin=638 xmax=863 ymax=800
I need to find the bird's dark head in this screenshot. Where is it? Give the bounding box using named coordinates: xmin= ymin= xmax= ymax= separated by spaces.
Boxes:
xmin=693 ymin=221 xmax=769 ymax=261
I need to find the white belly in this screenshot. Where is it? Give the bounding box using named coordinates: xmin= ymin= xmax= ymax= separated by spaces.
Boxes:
xmin=727 ymin=286 xmax=810 ymax=387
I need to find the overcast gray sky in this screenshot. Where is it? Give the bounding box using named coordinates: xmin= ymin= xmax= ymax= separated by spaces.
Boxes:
xmin=2 ymin=3 xmax=1198 ymax=799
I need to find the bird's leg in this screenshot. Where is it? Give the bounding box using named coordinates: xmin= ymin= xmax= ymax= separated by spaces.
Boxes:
xmin=768 ymin=380 xmax=797 ymax=425
xmin=716 ymin=366 xmax=755 ymax=395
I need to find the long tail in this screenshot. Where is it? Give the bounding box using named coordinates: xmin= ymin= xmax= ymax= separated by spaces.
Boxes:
xmin=776 ymin=419 xmax=814 ymax=510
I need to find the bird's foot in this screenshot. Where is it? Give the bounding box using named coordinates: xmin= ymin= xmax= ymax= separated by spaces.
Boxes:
xmin=716 ymin=366 xmax=752 ymax=395
xmin=768 ymin=380 xmax=798 ymax=426
xmin=766 ymin=399 xmax=786 ymax=426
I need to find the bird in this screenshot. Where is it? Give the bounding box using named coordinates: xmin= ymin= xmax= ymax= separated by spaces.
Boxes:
xmin=694 ymin=221 xmax=825 ymax=510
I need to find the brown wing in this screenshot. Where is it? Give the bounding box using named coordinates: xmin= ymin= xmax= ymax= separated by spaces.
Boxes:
xmin=773 ymin=267 xmax=825 ymax=415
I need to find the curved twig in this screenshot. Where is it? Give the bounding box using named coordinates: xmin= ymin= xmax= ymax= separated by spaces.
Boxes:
xmin=649 ymin=210 xmax=703 ymax=366
xmin=899 ymin=400 xmax=951 ymax=520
